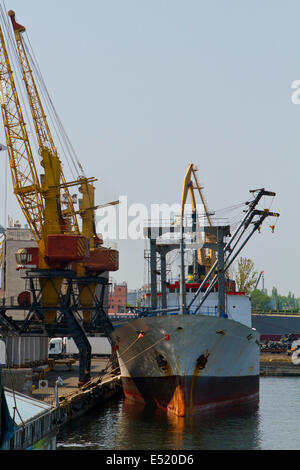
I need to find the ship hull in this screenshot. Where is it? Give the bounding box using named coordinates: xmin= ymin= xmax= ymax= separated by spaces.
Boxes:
xmin=112 ymin=315 xmax=260 ymax=417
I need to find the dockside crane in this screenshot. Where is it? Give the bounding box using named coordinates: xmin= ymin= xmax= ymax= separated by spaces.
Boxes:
xmin=0 ymin=14 xmax=91 ymax=316
xmin=8 ymin=11 xmax=119 ymax=331
xmin=0 ymin=11 xmax=118 ymax=385
xmin=180 ymin=163 xmax=216 ymax=282
xmin=8 ymin=10 xmax=80 ymax=235
xmin=255 ymin=271 xmax=264 ymax=291
xmin=7 ymin=11 xmax=116 ymax=328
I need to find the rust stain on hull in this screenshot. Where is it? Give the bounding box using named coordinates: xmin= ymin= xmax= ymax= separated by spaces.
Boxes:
xmin=167 ymin=383 xmax=185 ymax=417
xmin=190 ymin=350 xmax=210 ymax=414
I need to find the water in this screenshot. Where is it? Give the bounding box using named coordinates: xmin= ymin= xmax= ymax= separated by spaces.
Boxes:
xmin=57 ymin=377 xmax=300 ymax=450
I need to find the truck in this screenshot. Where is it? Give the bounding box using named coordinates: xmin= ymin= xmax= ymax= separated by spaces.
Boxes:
xmin=48 ymin=336 xmax=112 ymax=358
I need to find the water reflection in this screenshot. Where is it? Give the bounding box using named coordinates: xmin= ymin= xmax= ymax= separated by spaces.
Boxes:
xmin=113 ymin=399 xmax=261 ymax=450
xmin=57 ymin=377 xmax=300 ymax=451
xmin=57 ymin=397 xmax=261 ymax=450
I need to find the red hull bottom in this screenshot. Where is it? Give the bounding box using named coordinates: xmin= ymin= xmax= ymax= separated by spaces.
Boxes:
xmin=122 ymin=375 xmax=259 ymax=417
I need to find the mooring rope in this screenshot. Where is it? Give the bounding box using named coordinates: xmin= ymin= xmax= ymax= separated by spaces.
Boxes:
xmin=105 ymin=327 xmax=180 ymax=377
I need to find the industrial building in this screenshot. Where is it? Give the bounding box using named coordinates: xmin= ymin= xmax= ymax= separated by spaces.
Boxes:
xmin=1 ymin=223 xmax=36 ymax=320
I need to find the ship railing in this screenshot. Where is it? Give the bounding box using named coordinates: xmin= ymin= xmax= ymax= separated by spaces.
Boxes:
xmin=136 ymin=306 xmax=219 ymax=317
xmin=108 ymin=313 xmax=140 ymax=321
xmin=190 ymin=306 xmax=219 ymax=316
xmin=0 ymin=295 xmax=19 ymax=306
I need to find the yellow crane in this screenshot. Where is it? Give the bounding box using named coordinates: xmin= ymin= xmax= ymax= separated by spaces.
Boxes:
xmin=0 ymin=23 xmax=44 ymax=242
xmin=0 ymin=17 xmax=89 ymax=325
xmin=0 ymin=10 xmax=118 ymax=385
xmin=7 ymin=11 xmax=118 ymax=326
xmin=8 ymin=10 xmax=80 ymax=235
xmin=180 ymin=163 xmax=216 ymax=282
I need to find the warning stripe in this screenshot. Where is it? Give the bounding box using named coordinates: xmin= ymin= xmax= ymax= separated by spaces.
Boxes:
xmin=77 ymin=237 xmax=85 ymax=257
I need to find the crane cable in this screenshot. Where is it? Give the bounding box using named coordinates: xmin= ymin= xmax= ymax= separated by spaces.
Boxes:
xmin=0 ymin=1 xmax=85 ymax=183
xmin=0 ymin=2 xmax=40 ymax=161
xmin=23 ymin=32 xmax=85 ymax=179
xmin=23 ymin=35 xmax=79 ymax=180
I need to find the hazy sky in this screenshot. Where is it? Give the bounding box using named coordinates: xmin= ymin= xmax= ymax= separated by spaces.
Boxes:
xmin=0 ymin=0 xmax=298 ymax=296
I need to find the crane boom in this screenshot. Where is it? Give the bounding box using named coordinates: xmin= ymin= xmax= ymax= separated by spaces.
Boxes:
xmin=0 ymin=24 xmax=44 ymax=242
xmin=8 ymin=10 xmax=79 ymax=234
xmin=180 ymin=163 xmax=216 ymax=275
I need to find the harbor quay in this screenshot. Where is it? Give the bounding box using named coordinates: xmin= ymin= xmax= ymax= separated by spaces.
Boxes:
xmin=260 ymin=352 xmax=300 ymax=376
xmin=2 ymin=348 xmax=300 ymax=450
xmin=1 ymin=358 xmax=122 ymax=450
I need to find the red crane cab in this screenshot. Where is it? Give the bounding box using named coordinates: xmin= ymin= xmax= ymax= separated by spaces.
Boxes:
xmin=16 ymin=235 xmax=90 ymax=270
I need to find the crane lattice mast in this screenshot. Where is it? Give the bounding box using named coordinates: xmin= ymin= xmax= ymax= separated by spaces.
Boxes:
xmin=0 ymin=23 xmax=44 ymax=242
xmin=8 ymin=10 xmax=79 ymax=234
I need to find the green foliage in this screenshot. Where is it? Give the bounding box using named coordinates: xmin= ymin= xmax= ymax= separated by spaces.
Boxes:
xmin=271 ymin=287 xmax=298 ymax=311
xmin=234 ymin=257 xmax=300 ymax=312
xmin=251 ymin=286 xmax=300 ymax=313
xmin=235 ymin=257 xmax=257 ymax=293
xmin=251 ymin=289 xmax=271 ymax=312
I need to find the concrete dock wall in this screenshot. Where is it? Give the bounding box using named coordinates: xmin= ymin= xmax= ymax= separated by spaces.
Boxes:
xmin=260 ymin=353 xmax=300 ymax=376
xmin=53 ymin=375 xmax=122 ymax=425
xmin=2 ymin=373 xmax=122 ymax=450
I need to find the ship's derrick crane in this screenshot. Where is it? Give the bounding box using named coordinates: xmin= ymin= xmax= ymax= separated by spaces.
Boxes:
xmin=180 ymin=163 xmax=216 ymax=281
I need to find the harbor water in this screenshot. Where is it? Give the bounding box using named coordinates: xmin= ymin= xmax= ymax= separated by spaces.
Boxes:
xmin=57 ymin=376 xmax=300 ymax=450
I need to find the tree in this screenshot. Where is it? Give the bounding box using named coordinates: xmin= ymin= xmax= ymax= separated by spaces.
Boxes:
xmin=251 ymin=289 xmax=271 ymax=312
xmin=235 ymin=257 xmax=257 ymax=293
xmin=271 ymin=287 xmax=278 ymax=310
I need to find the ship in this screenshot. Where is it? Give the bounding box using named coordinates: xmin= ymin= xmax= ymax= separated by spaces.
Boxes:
xmin=112 ymin=167 xmax=279 ymax=416
xmin=112 ymin=289 xmax=260 ymax=417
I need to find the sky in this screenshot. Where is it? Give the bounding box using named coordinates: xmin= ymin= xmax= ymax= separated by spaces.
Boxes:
xmin=0 ymin=0 xmax=299 ymax=296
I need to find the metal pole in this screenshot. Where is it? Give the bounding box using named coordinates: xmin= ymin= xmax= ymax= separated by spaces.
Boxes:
xmin=150 ymin=239 xmax=157 ymax=309
xmin=179 ymin=218 xmax=186 ymax=314
xmin=55 ymin=380 xmax=59 ymax=407
xmin=224 ymin=215 xmax=267 ymax=273
xmin=160 ymin=247 xmax=167 ymax=310
xmin=188 ymin=215 xmax=249 ymax=310
xmin=217 ymin=227 xmax=226 ymax=317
